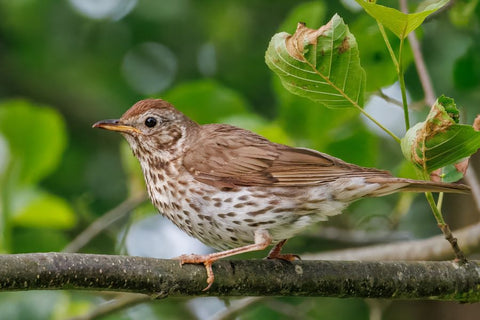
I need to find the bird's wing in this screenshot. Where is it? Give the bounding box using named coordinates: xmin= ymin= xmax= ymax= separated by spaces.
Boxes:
xmin=183 ymin=124 xmax=392 ymax=188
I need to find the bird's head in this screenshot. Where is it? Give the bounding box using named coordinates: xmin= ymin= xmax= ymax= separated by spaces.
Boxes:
xmin=93 ymin=99 xmax=197 ymax=162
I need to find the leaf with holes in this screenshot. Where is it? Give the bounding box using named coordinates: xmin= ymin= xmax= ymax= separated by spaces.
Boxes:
xmin=355 ymin=0 xmax=449 ymax=39
xmin=401 ymin=95 xmax=480 ymax=176
xmin=266 ymin=14 xmax=366 ymax=108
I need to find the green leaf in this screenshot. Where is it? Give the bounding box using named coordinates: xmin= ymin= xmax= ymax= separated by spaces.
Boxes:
xmin=266 ymin=14 xmax=366 ymax=108
xmin=163 ymin=79 xmax=250 ymax=124
xmin=355 ymin=0 xmax=449 ymax=39
xmin=0 ymin=100 xmax=67 ymax=186
xmin=440 ymin=163 xmax=466 ymax=183
xmin=10 ymin=189 xmax=76 ymax=229
xmin=401 ymin=95 xmax=480 ymax=173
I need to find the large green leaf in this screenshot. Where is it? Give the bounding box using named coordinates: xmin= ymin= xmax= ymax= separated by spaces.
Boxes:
xmin=266 ymin=14 xmax=366 ymax=108
xmin=0 ymin=100 xmax=67 ymax=186
xmin=401 ymin=95 xmax=480 ymax=174
xmin=355 ymin=0 xmax=449 ymax=39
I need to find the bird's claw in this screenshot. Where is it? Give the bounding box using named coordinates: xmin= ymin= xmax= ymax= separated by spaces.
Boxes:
xmin=267 ymin=253 xmax=301 ymax=261
xmin=173 ymin=254 xmax=215 ymax=290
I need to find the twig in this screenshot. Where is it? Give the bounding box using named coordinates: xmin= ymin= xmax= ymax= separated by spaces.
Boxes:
xmin=0 ymin=253 xmax=479 ymax=300
xmin=438 ymin=223 xmax=467 ymax=263
xmin=407 ymin=25 xmax=436 ymax=106
xmin=62 ymin=194 xmax=147 ymax=253
xmin=374 ymin=90 xmax=404 ymax=109
xmin=465 ymin=165 xmax=480 ymax=213
xmin=68 ymin=293 xmax=156 ymax=320
xmin=399 ymin=0 xmax=436 ymax=106
xmin=211 ymin=297 xmax=263 ymax=320
xmin=305 ymin=219 xmax=480 ymax=261
xmin=306 ymin=227 xmax=411 ymax=245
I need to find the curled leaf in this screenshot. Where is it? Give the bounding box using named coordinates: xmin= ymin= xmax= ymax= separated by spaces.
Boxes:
xmin=266 ymin=14 xmax=366 ymax=108
xmin=401 ymin=96 xmax=480 ymax=179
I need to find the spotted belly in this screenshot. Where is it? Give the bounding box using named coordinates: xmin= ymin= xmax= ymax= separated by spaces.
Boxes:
xmin=156 ymin=184 xmax=347 ymax=250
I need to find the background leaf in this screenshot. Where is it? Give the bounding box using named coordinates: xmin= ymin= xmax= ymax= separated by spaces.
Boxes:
xmin=163 ymin=79 xmax=250 ymax=123
xmin=0 ymin=100 xmax=67 ymax=187
xmin=265 ymin=14 xmax=366 ymax=108
xmin=355 ymin=0 xmax=449 ymax=39
xmin=10 ymin=189 xmax=76 ymax=229
xmin=278 ymin=1 xmax=326 ymax=34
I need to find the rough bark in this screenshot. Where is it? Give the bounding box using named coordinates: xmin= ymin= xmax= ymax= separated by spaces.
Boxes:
xmin=0 ymin=253 xmax=479 ymax=301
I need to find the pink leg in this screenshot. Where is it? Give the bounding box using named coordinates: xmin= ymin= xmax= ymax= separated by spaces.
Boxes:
xmin=175 ymin=230 xmax=272 ymax=290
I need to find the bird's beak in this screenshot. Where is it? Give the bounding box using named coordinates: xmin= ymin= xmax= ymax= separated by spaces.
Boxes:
xmin=92 ymin=119 xmax=141 ymax=134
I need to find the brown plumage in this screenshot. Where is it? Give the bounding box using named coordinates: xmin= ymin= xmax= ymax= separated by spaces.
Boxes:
xmin=93 ymin=98 xmax=469 ymax=290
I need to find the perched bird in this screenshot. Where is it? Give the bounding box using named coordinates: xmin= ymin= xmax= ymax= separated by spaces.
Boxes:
xmin=93 ymin=98 xmax=469 ymax=290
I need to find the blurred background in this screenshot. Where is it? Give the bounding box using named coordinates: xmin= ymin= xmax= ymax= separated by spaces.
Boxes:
xmin=0 ymin=0 xmax=479 ymax=319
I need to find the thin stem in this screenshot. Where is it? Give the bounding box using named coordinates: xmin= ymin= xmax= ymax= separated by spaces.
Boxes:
xmin=377 ymin=22 xmax=399 ymax=70
xmin=437 ymin=192 xmax=444 ymax=211
xmin=407 ymin=31 xmax=436 ymax=106
xmin=376 ymin=17 xmax=410 ymax=130
xmin=375 ymin=89 xmax=403 ymax=109
xmin=62 ymin=194 xmax=147 ymax=253
xmin=356 ymin=106 xmax=401 ymax=143
xmin=425 ymin=192 xmax=445 ymax=225
xmin=425 ymin=191 xmax=467 ymax=263
xmin=398 ymin=37 xmax=410 ymax=130
xmin=68 ymin=294 xmax=155 ymax=320
xmin=465 ymin=165 xmax=480 ymax=213
xmin=302 ymin=60 xmax=401 ymax=143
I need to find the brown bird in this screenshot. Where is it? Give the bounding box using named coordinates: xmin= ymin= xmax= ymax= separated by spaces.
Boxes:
xmin=93 ymin=98 xmax=469 ymax=290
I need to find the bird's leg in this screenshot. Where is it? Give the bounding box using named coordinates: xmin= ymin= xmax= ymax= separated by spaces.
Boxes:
xmin=175 ymin=229 xmax=272 ymax=291
xmin=266 ymin=239 xmax=300 ymax=261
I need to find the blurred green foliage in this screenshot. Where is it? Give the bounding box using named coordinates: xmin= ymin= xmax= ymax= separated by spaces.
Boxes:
xmin=0 ymin=0 xmax=479 ymax=319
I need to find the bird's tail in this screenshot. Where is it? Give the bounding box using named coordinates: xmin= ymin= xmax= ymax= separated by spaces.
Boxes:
xmin=365 ymin=177 xmax=470 ymax=197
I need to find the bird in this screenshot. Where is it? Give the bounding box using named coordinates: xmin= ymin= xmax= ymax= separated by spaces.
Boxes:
xmin=93 ymin=98 xmax=469 ymax=290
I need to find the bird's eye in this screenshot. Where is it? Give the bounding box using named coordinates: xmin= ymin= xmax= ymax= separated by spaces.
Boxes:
xmin=145 ymin=117 xmax=157 ymax=128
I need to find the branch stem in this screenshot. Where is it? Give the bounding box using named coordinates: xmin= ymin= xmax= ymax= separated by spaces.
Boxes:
xmin=425 ymin=191 xmax=467 ymax=263
xmin=303 ymin=60 xmax=401 ymax=143
xmin=398 ymin=37 xmax=410 ymax=130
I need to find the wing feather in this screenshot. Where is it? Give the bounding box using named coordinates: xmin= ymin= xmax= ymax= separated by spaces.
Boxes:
xmin=183 ymin=124 xmax=392 ymax=187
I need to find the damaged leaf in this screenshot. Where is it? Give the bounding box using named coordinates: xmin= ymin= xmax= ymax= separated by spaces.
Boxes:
xmin=401 ymin=95 xmax=480 ymax=179
xmin=355 ymin=0 xmax=449 ymax=39
xmin=265 ymin=14 xmax=366 ymax=108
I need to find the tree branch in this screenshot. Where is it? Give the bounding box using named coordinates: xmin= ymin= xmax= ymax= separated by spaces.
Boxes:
xmin=0 ymin=253 xmax=479 ymax=301
xmin=62 ymin=194 xmax=147 ymax=253
xmin=306 ymin=220 xmax=480 ymax=261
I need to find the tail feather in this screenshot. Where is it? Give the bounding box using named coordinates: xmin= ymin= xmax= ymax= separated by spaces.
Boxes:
xmin=365 ymin=177 xmax=470 ymax=197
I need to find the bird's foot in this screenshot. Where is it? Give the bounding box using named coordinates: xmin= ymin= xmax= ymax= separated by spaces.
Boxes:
xmin=265 ymin=239 xmax=301 ymax=261
xmin=267 ymin=252 xmax=301 ymax=261
xmin=174 ymin=254 xmax=215 ymax=291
